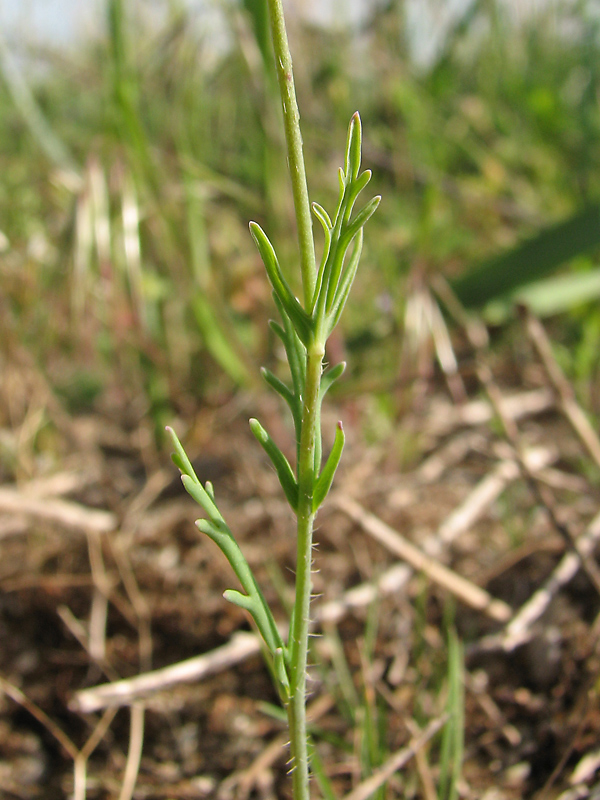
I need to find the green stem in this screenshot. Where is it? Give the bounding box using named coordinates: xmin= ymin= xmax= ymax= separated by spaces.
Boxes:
xmin=266 ymin=0 xmax=316 ymax=306
xmin=287 ymin=342 xmax=324 ymax=800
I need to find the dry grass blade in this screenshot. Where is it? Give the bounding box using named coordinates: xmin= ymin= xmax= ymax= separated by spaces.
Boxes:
xmin=478 ymin=508 xmax=600 ymax=652
xmin=71 ymin=631 xmax=261 ymax=712
xmin=475 ymin=346 xmax=600 ymax=597
xmin=118 ymin=703 xmax=145 ymax=800
xmin=0 ymin=675 xmax=79 ymax=761
xmin=334 ymin=495 xmax=512 ymax=622
xmin=522 ymin=306 xmax=600 ymax=470
xmin=342 ymin=715 xmax=447 ymax=800
xmin=434 ymin=445 xmax=556 ymax=551
xmin=73 ymin=561 xmax=417 ymax=712
xmin=219 ymin=694 xmax=335 ymax=800
xmin=401 ymin=275 xmax=467 ymax=406
xmin=425 ymin=387 xmax=555 ymax=437
xmin=0 ymin=486 xmax=116 ymax=534
xmin=435 ymin=276 xmax=600 ymax=595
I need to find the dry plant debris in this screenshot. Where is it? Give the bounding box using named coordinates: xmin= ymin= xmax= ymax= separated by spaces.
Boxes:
xmin=1 ymin=311 xmax=600 ymax=799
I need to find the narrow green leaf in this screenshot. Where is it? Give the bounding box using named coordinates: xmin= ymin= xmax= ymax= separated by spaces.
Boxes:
xmin=196 ymin=517 xmax=224 ymax=542
xmin=309 ymin=743 xmax=339 ymax=800
xmin=166 ymin=426 xmax=198 ymax=482
xmin=342 ymin=169 xmax=373 ymax=225
xmin=337 ymin=166 xmax=345 ymax=196
xmin=272 ymin=293 xmax=307 ymax=399
xmin=274 ymin=647 xmax=291 ymax=697
xmin=324 ymin=239 xmax=351 ymax=314
xmin=320 ymin=362 xmax=346 ymax=398
xmin=451 ymin=203 xmax=600 ymax=309
xmin=194 ymin=504 xmax=285 ymax=659
xmin=484 ymin=266 xmax=600 ymax=322
xmin=261 ymin=366 xmax=294 ymax=407
xmin=170 ymin=453 xmax=186 ymax=474
xmin=327 ymin=230 xmax=364 ymax=331
xmin=181 ymin=474 xmax=220 ymax=520
xmin=311 ymin=203 xmax=334 ymax=315
xmin=249 ymin=418 xmax=299 ymax=510
xmin=313 ymin=422 xmax=345 ymax=511
xmin=192 ymin=295 xmax=252 ymax=386
xmin=269 ymin=317 xmax=285 ymax=337
xmin=223 ymin=589 xmax=255 ymax=613
xmin=312 ymin=201 xmax=332 ymax=230
xmin=438 ymin=629 xmax=464 ymax=800
xmin=249 ymin=221 xmax=312 ymax=345
xmin=261 ymin=365 xmax=302 ymax=441
xmin=342 ymin=195 xmax=381 ymax=246
xmin=345 ymin=112 xmax=362 ymax=182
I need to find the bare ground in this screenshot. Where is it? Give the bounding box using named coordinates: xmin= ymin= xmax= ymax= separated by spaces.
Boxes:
xmin=1 ymin=314 xmax=600 ymax=800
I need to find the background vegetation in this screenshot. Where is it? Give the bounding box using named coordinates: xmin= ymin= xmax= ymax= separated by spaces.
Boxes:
xmin=2 ymin=0 xmax=600 ymax=453
xmin=2 ymin=1 xmax=600 ymax=797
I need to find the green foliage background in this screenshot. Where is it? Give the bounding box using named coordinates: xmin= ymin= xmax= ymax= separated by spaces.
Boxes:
xmin=2 ymin=0 xmax=600 ymax=432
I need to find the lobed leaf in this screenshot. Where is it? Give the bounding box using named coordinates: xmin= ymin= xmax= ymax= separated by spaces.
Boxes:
xmin=195 ymin=517 xmax=285 ymax=657
xmin=324 ymin=244 xmax=348 ymax=315
xmin=196 ymin=516 xmax=225 ymax=542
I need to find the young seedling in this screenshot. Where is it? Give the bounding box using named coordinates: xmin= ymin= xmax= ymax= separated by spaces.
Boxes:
xmin=168 ymin=2 xmax=379 ymax=797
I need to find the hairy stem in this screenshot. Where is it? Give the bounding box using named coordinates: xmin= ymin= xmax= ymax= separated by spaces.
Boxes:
xmin=287 ymin=343 xmax=324 ymax=800
xmin=266 ymin=2 xmax=321 ymax=790
xmin=266 ymin=0 xmax=316 ymax=306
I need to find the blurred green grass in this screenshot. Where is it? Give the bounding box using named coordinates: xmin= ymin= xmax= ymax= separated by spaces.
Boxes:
xmin=2 ymin=0 xmax=600 ymax=429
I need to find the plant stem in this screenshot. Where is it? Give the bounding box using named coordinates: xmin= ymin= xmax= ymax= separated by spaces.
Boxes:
xmin=266 ymin=0 xmax=316 ymax=306
xmin=288 ymin=342 xmax=324 ymax=800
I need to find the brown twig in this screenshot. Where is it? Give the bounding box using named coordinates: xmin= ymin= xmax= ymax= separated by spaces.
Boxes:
xmin=522 ymin=305 xmax=600 ymax=470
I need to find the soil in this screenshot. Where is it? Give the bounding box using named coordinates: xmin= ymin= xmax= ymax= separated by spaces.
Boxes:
xmin=1 ymin=333 xmax=600 ymax=800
